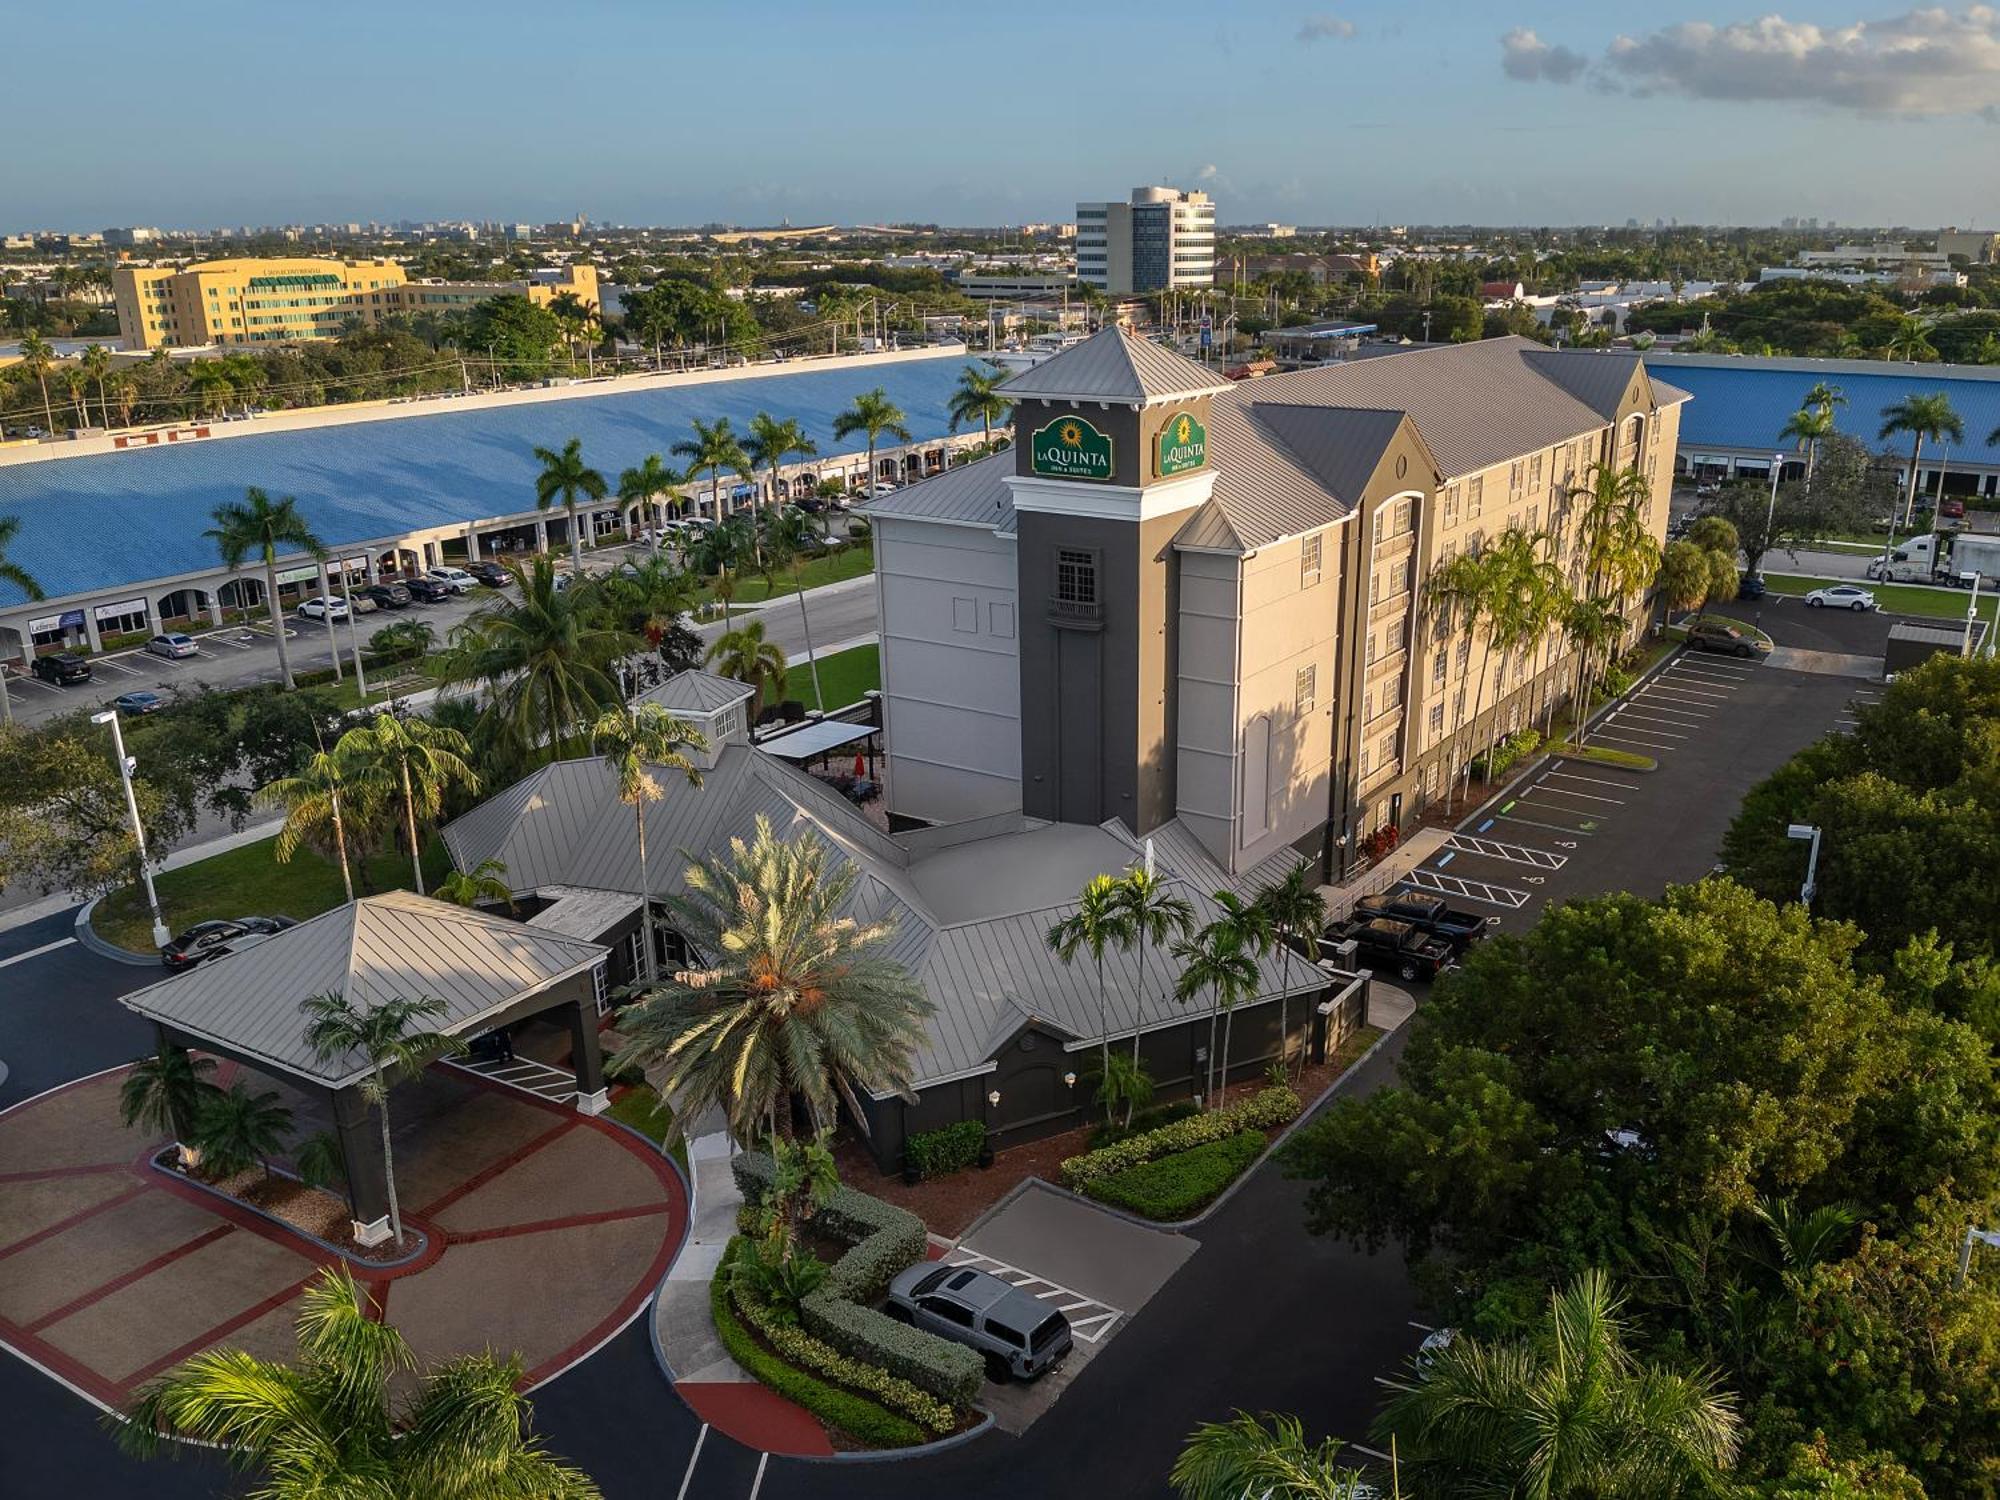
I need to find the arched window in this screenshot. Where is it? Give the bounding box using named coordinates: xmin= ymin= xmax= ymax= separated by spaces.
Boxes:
xmin=1243 ymin=713 xmax=1272 ymax=839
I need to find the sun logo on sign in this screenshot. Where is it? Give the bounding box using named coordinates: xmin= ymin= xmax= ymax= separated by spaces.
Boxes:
xmin=1059 ymin=421 xmax=1084 ymax=447
xmin=1173 ymin=415 xmax=1192 ymax=445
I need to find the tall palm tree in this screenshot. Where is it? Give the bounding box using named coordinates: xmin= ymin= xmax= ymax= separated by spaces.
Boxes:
xmin=689 ymin=514 xmax=751 ymax=627
xmin=119 ymin=1042 xmax=220 ymax=1165
xmin=0 ymin=514 xmax=45 ymax=725
xmin=1173 ymin=908 xmax=1264 ymax=1110
xmin=1563 ymin=592 xmax=1628 ymax=745
xmin=1047 ymin=874 xmax=1134 ymax=1123
xmin=204 ymin=488 xmax=325 ymax=690
xmin=672 ymin=416 xmax=752 ymax=524
xmin=120 ymin=1265 xmax=599 ymax=1499
xmin=1115 ymin=866 xmax=1194 ymax=1074
xmin=187 ymin=360 xmax=237 ymax=418
xmin=1802 ymin=379 xmax=1845 ymax=419
xmin=431 ymin=857 xmax=512 ymax=910
xmin=764 ymin=507 xmax=828 ymax=706
xmin=1778 ymin=405 xmax=1835 ymax=492
xmin=589 ymin=703 xmax=706 ymax=981
xmin=532 ymin=437 xmax=608 ymax=574
xmin=617 ymin=453 xmax=682 ymax=556
xmin=79 ymin=343 xmax=112 ymax=428
xmin=192 ymin=1081 xmax=294 ymax=1185
xmin=1172 ymin=1412 xmax=1372 ymax=1500
xmin=1255 ymin=863 xmax=1323 ymax=1080
xmin=436 ymin=557 xmax=635 ymax=760
xmin=332 ymin=714 xmax=478 ymax=894
xmin=613 ymin=816 xmax=932 ymax=1142
xmin=16 ymin=329 xmax=56 ymax=433
xmin=260 ymin=737 xmax=370 ymax=903
xmin=1879 ymin=392 xmax=1965 ymax=528
xmin=947 ymin=362 xmax=1013 ymax=448
xmin=1376 ymin=1269 xmax=1740 ymax=1498
xmin=744 ymin=412 xmax=818 ymax=562
xmin=299 ymin=992 xmax=465 ymax=1248
xmin=61 ymin=366 xmax=90 ymax=432
xmin=1881 ymin=313 xmax=1937 ymax=363
xmin=1428 ymin=545 xmax=1507 ymax=807
xmin=833 ymin=387 xmax=913 ymax=499
xmin=704 ymin=618 xmax=788 ymax=713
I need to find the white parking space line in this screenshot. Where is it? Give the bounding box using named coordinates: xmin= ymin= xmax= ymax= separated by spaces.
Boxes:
xmin=1675 ymin=654 xmax=1753 ymax=673
xmin=1445 ymin=833 xmax=1566 ymax=869
xmin=1526 ymin=783 xmax=1624 ymax=805
xmin=1653 ymin=675 xmax=1735 ymax=696
xmin=0 ymin=937 xmax=77 ymax=971
xmin=945 ymin=1249 xmax=1124 ymax=1343
xmin=674 ymin=1425 xmax=709 ymax=1500
xmin=1543 ymin=770 xmax=1637 ymax=792
xmin=1612 ymin=712 xmax=1693 ymax=734
xmin=1406 ymin=867 xmax=1533 ymax=908
xmin=749 ymin=1452 xmax=769 ymax=1500
xmin=96 ymin=659 xmax=142 ymax=677
xmin=1496 ymin=813 xmax=1596 ymax=837
xmin=1593 ymin=731 xmax=1678 ymax=751
xmin=1641 ymin=687 xmax=1730 ymax=707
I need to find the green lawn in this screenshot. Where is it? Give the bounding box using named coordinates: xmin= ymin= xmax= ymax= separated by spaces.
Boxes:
xmin=713 ymin=543 xmax=874 ymax=606
xmin=95 ymin=834 xmax=447 ymax=954
xmin=1762 ymin=573 xmax=1999 ymax=626
xmin=605 ymin=1088 xmax=689 ymax=1170
xmin=787 ymin=643 xmax=880 ymax=714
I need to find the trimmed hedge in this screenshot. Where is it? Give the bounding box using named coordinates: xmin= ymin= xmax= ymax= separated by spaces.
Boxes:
xmin=1088 ymin=1099 xmax=1199 ymax=1150
xmin=1060 ymin=1084 xmax=1301 ymax=1189
xmin=1472 ymin=728 xmax=1542 ymax=780
xmin=905 ymin=1120 xmax=986 ymax=1179
xmin=707 ymin=1251 xmax=925 ymax=1447
xmin=1084 ymin=1130 xmax=1265 ymax=1219
xmin=732 ymin=1152 xmax=983 ymax=1405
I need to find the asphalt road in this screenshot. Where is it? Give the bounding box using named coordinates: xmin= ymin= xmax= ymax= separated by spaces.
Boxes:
xmin=0 ymin=602 xmax=1881 ymax=1500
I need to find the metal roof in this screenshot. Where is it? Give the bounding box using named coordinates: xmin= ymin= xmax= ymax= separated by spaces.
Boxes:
xmin=1247 ymin=405 xmax=1417 ymax=508
xmin=0 ymin=353 xmax=984 ymax=606
xmin=635 ymin=669 xmax=754 ymax=715
xmin=998 ymin=326 xmax=1232 ymax=405
xmin=761 ymin=718 xmax=878 ymax=762
xmin=118 ymin=891 xmax=607 ymax=1090
xmin=524 ymin=885 xmax=644 ymax=941
xmin=859 ymin=451 xmax=1018 ymax=531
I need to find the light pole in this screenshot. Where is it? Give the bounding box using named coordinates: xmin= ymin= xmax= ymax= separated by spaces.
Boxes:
xmin=1786 ymin=822 xmax=1822 ymax=908
xmin=92 ymin=708 xmax=170 ymax=950
xmin=1761 ymin=452 xmax=1784 ymax=576
xmin=1955 ymin=1225 xmax=2000 ymax=1289
xmin=1963 ymin=570 xmax=1983 ymax=658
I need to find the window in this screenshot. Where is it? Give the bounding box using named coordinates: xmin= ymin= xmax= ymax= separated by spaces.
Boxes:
xmin=1295 ymin=664 xmax=1317 ymax=716
xmin=1508 ymin=460 xmax=1525 ymax=499
xmin=1366 ymin=632 xmax=1379 ymax=666
xmin=1442 ymin=487 xmax=1460 ymax=528
xmin=1526 ymin=504 xmax=1539 ymax=532
xmin=1468 ymin=475 xmax=1484 ymax=517
xmin=1455 ymin=638 xmax=1471 ymax=673
xmin=1369 ymin=571 xmax=1379 ymax=607
xmin=1372 ymin=509 xmax=1385 ymax=544
xmin=1429 ymin=702 xmax=1446 ymax=736
xmin=1395 ymin=497 xmax=1413 ymax=534
xmin=923 ymin=1298 xmax=976 ymax=1329
xmin=1432 ymin=645 xmax=1448 ymax=684
xmin=1529 ymin=453 xmax=1543 ymax=490
xmin=1378 ymin=731 xmax=1398 ymax=766
xmin=591 ymin=961 xmax=609 ymax=1017
xmin=1359 ymin=743 xmax=1371 ymax=778
xmin=1055 ymin=548 xmax=1097 ymax=610
xmin=1301 ymin=533 xmax=1322 ymax=587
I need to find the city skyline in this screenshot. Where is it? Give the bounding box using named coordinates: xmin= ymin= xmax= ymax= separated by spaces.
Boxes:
xmin=7 ymin=0 xmax=1997 ymax=233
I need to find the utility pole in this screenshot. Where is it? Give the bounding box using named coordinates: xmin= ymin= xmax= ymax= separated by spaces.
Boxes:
xmin=92 ymin=709 xmax=170 ymax=950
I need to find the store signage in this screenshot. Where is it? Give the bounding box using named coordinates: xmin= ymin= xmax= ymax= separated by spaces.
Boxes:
xmin=1030 ymin=415 xmax=1114 ymax=482
xmin=1156 ymin=411 xmax=1208 ymax=478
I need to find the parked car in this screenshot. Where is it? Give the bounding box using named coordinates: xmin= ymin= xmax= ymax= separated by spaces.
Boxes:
xmin=1805 ymin=583 xmax=1877 ymax=612
xmin=160 ymin=915 xmax=298 ymax=968
xmin=1350 ymin=891 xmax=1490 ymax=951
xmin=344 ymin=590 xmax=378 ymax=614
xmin=1685 ymin=618 xmax=1772 ymax=658
xmin=31 ymin=652 xmax=91 ymax=685
xmin=1321 ymin=916 xmax=1457 ymax=982
xmin=1941 ymin=497 xmax=1967 ymax=520
xmin=146 ymin=632 xmax=199 ymax=659
xmin=297 ymin=596 xmax=348 ymax=621
xmin=885 ymin=1264 xmax=1073 ymax=1382
xmin=111 ymin=689 xmax=165 ymax=715
xmin=465 ymin=560 xmax=512 ymax=588
xmin=360 ymin=583 xmax=411 ymax=609
xmin=1736 ymin=573 xmax=1767 ymax=601
xmin=425 ymin=566 xmax=476 ymax=594
xmin=404 ymin=576 xmax=451 ymax=602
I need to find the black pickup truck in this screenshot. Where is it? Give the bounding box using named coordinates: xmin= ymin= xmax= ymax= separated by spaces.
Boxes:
xmin=1320 ymin=917 xmax=1458 ymax=982
xmin=1350 ymin=890 xmax=1489 ymax=951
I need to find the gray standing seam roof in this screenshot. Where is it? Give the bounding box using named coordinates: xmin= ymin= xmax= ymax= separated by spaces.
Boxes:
xmin=859 ymin=451 xmax=1018 ymax=531
xmin=117 ymin=891 xmax=607 ymax=1090
xmin=635 ymin=669 xmax=755 ymax=715
xmin=998 ymin=325 xmax=1233 ymax=405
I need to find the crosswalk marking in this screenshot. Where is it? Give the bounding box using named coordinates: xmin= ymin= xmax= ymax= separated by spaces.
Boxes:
xmin=1406 ymin=867 xmax=1531 ymax=909
xmin=1445 ymin=833 xmax=1566 ymax=870
xmin=944 ymin=1248 xmax=1124 ymax=1344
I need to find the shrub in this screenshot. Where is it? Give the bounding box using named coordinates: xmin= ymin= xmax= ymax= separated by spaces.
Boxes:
xmin=1085 ymin=1130 xmax=1266 ymax=1219
xmin=1060 ymin=1084 xmax=1300 ymax=1189
xmin=708 ymin=1249 xmax=925 ymax=1447
xmin=1471 ymin=728 xmax=1542 ymax=780
xmin=731 ymin=1239 xmax=829 ymax=1326
xmin=800 ymin=1288 xmax=984 ymax=1408
xmin=1089 ymin=1099 xmax=1199 ymax=1150
xmin=904 ymin=1120 xmax=986 ymax=1179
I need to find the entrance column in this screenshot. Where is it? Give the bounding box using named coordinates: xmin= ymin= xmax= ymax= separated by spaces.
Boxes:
xmin=81 ymin=607 xmax=102 ymax=653
xmin=567 ymin=994 xmax=609 ymax=1115
xmin=207 ymin=588 xmax=226 ymax=628
xmin=332 ymin=1084 xmax=393 ymax=1245
xmin=534 ymin=518 xmax=549 ymax=554
xmin=465 ymin=526 xmax=482 ymax=562
xmin=365 ymin=553 xmax=379 ymax=584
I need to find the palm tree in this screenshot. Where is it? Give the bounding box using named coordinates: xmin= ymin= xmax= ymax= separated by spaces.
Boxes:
xmin=1376 ymin=1269 xmax=1740 ymax=1498
xmin=1802 ymin=380 xmax=1846 ymax=419
xmin=204 ymin=488 xmax=326 ymax=690
xmin=672 ymin=416 xmax=752 ymax=524
xmin=745 ymin=412 xmax=818 ymax=561
xmin=1563 ymin=593 xmax=1626 ymax=744
xmin=833 ymin=387 xmax=913 ymax=499
xmin=1115 ymin=866 xmax=1194 ymax=1079
xmin=16 ymin=329 xmax=55 ymax=433
xmin=764 ymin=507 xmax=829 ymax=706
xmin=119 ymin=1042 xmax=220 ymax=1165
xmin=1427 ymin=545 xmax=1506 ymax=807
xmin=689 ymin=514 xmax=750 ymax=627
xmin=1171 ymin=1412 xmax=1372 ymax=1500
xmin=947 ymin=363 xmax=1013 ymax=448
xmin=0 ymin=514 xmax=45 ymax=725
xmin=613 ymin=816 xmax=932 ymax=1142
xmin=61 ymin=366 xmax=90 ymax=432
xmin=532 ymin=437 xmax=607 ymax=574
xmin=1254 ymin=863 xmax=1323 ymax=1080
xmin=332 ymin=714 xmax=478 ymax=894
xmin=187 ymin=360 xmax=237 ymax=418
xmin=617 ymin=453 xmax=683 ymax=556
xmin=260 ymin=738 xmax=369 ymax=903
xmin=1778 ymin=405 xmax=1835 ymax=492
xmin=589 ymin=704 xmax=706 ymax=981
xmin=431 ymin=857 xmax=512 ymax=910
xmin=705 ymin=618 xmax=788 ymax=713
xmin=1174 ymin=910 xmax=1263 ymax=1110
xmin=1879 ymin=392 xmax=1965 ymax=528
xmin=191 ymin=1081 xmax=293 ymax=1185
xmin=300 ymin=992 xmax=465 ymax=1248
xmin=1881 ymin=313 xmax=1937 ymax=363
xmin=1047 ymin=875 xmax=1134 ymax=1124
xmin=120 ymin=1264 xmax=599 ymax=1499
xmin=436 ymin=557 xmax=635 ymax=759
xmin=79 ymin=343 xmax=112 ymax=428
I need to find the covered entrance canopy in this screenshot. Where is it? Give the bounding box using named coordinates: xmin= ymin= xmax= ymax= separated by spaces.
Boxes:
xmin=119 ymin=890 xmax=610 ymax=1243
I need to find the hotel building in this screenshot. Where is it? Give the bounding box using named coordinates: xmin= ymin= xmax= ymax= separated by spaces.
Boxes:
xmin=1074 ymin=186 xmax=1216 ymax=296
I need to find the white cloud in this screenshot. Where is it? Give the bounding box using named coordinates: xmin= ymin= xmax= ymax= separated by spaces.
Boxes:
xmin=1297 ymin=13 xmax=1357 ymax=43
xmin=1195 ymin=163 xmax=1220 ymax=181
xmin=1500 ymin=27 xmax=1589 ymax=83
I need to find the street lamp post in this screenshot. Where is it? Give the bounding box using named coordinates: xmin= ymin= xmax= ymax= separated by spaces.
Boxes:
xmin=1786 ymin=822 xmax=1822 ymax=908
xmin=1761 ymin=453 xmax=1784 ymax=573
xmin=92 ymin=708 xmax=170 ymax=950
xmin=1964 ymin=570 xmax=1984 ymax=658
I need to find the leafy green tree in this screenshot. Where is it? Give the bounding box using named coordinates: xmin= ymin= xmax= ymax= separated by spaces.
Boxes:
xmin=120 ymin=1042 xmax=221 ymax=1164
xmin=191 ymin=1081 xmax=294 ymax=1184
xmin=1780 ymin=406 xmax=1837 ymax=492
xmin=1171 ymin=1411 xmax=1371 ymax=1500
xmin=260 ymin=739 xmax=370 ymax=903
xmin=617 ymin=453 xmax=682 ymax=555
xmin=332 ymin=714 xmax=478 ymax=894
xmin=946 ymin=362 xmax=1012 ymax=447
xmin=1659 ymin=539 xmax=1714 ymax=617
xmin=300 ymin=992 xmax=464 ymax=1247
xmin=204 ymin=488 xmax=326 ymax=690
xmin=0 ymin=513 xmax=45 ymax=725
xmin=588 ymin=703 xmax=705 ymax=980
xmin=744 ymin=412 xmax=818 ymax=558
xmin=120 ymin=1264 xmax=598 ymax=1498
xmin=532 ymin=437 xmax=607 ymax=574
xmin=672 ymin=416 xmax=751 ymax=524
xmin=613 ymin=817 xmax=933 ymax=1141
xmin=463 ymin=293 xmax=563 ymax=377
xmin=1878 ymin=393 xmax=1964 ymax=528
xmin=833 ymin=387 xmax=912 ymax=499
xmin=431 ymin=856 xmax=512 ymax=910
xmin=1048 ymin=874 xmax=1135 ymax=1124
xmin=0 ymin=713 xmax=192 ymax=897
xmin=704 ymin=618 xmax=788 ymax=713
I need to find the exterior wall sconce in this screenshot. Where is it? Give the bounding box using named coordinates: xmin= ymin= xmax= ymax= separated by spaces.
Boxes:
xmin=1063 ymin=1072 xmax=1077 ymax=1089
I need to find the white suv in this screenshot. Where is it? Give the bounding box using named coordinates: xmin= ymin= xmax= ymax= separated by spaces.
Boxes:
xmin=426 ymin=566 xmax=476 ymax=594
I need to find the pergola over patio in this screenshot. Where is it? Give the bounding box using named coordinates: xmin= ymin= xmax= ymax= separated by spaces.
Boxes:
xmin=118 ymin=890 xmax=611 ymax=1245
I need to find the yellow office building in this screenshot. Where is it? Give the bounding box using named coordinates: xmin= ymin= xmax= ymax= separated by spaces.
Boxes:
xmin=113 ymin=258 xmax=600 ymax=351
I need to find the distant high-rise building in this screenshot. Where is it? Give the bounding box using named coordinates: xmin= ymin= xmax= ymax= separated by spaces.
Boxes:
xmin=102 ymin=226 xmax=159 ymax=248
xmin=1074 ymin=186 xmax=1215 ymax=295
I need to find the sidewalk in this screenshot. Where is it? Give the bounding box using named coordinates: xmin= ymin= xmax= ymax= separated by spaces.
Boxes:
xmin=1318 ymin=827 xmax=1450 ymax=922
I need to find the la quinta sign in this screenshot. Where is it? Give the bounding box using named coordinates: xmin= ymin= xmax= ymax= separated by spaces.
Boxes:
xmin=1155 ymin=410 xmax=1208 ymax=477
xmin=1030 ymin=415 xmax=1115 ymax=482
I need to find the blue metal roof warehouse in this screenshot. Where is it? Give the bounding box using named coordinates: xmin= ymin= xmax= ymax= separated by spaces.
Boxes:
xmin=1643 ymin=352 xmax=2000 ymax=490
xmin=0 ymin=350 xmax=983 ymax=608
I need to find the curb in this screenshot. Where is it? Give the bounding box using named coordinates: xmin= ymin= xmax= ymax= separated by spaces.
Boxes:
xmin=148 ymin=1148 xmax=433 ymax=1269
xmin=73 ymin=896 xmax=159 ymax=968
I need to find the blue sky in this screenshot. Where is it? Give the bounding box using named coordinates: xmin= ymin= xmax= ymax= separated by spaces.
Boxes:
xmin=8 ymin=1 xmax=1998 ymax=230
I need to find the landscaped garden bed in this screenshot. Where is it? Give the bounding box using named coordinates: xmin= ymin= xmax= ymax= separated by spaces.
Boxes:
xmin=1551 ymin=741 xmax=1657 ymax=771
xmin=153 ymin=1148 xmax=420 ymax=1265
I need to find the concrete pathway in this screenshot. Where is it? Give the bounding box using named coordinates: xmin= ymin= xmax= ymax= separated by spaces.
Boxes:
xmin=1767 ymin=645 xmax=1883 ymax=679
